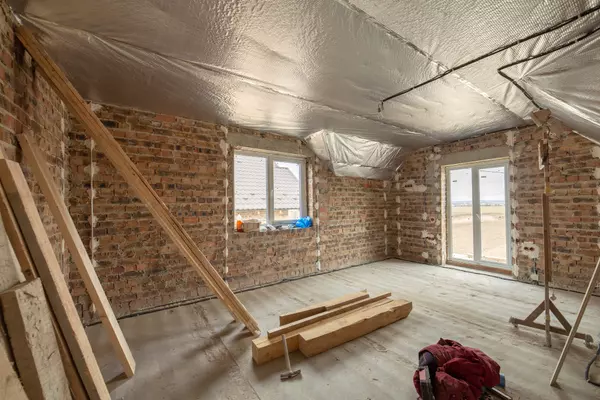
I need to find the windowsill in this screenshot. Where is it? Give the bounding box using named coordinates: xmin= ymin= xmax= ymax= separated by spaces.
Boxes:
xmin=446 ymin=259 xmax=513 ymax=276
xmin=233 ymin=226 xmax=314 ymax=236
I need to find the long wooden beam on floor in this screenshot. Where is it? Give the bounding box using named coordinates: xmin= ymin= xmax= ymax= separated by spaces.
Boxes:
xmin=269 ymin=292 xmax=391 ymax=338
xmin=253 ymin=298 xmax=393 ymax=365
xmin=0 ymin=154 xmax=88 ymax=399
xmin=298 ymin=299 xmax=412 ymax=357
xmin=0 ymin=158 xmax=110 ymax=400
xmin=1 ymin=279 xmax=71 ymax=400
xmin=279 ymin=290 xmax=369 ymax=325
xmin=13 ymin=24 xmax=260 ymax=336
xmin=18 ymin=133 xmax=135 ymax=377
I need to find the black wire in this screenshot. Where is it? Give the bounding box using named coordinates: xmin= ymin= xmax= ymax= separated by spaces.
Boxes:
xmin=497 ymin=24 xmax=600 ymax=110
xmin=380 ymin=3 xmax=600 ymax=105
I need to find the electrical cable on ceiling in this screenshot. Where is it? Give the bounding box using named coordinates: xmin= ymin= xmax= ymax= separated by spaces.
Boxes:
xmin=379 ymin=3 xmax=600 ymax=107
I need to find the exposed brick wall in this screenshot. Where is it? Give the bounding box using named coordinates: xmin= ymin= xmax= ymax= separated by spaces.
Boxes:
xmin=317 ymin=170 xmax=388 ymax=270
xmin=68 ymin=105 xmax=387 ymax=321
xmin=0 ymin=0 xmax=69 ymax=274
xmin=395 ymin=123 xmax=600 ymax=294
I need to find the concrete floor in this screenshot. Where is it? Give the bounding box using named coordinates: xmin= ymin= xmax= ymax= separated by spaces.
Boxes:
xmin=87 ymin=260 xmax=600 ymax=400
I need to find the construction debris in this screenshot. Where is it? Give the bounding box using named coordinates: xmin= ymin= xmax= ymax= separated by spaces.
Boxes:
xmin=253 ymin=291 xmax=412 ymax=365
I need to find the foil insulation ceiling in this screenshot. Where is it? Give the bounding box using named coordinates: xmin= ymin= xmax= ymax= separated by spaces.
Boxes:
xmin=8 ymin=0 xmax=600 ymax=178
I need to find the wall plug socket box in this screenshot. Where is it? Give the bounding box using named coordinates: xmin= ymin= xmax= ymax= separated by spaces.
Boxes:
xmin=531 ymin=271 xmax=539 ymax=281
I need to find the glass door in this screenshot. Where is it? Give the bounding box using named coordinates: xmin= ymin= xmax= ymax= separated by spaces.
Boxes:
xmin=447 ymin=160 xmax=510 ymax=268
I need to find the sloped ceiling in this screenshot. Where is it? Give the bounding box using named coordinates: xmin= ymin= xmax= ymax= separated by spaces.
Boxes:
xmin=8 ymin=0 xmax=600 ymax=177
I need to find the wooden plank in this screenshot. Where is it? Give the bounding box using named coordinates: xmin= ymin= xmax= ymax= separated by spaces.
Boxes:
xmin=14 ymin=25 xmax=259 ymax=335
xmin=253 ymin=298 xmax=392 ymax=365
xmin=0 ymin=159 xmax=109 ymax=400
xmin=19 ymin=134 xmax=135 ymax=377
xmin=550 ymin=256 xmax=600 ymax=386
xmin=279 ymin=291 xmax=369 ymax=325
xmin=0 ymin=326 xmax=28 ymax=400
xmin=269 ymin=292 xmax=391 ymax=338
xmin=1 ymin=279 xmax=71 ymax=399
xmin=0 ymin=177 xmax=87 ymax=399
xmin=298 ymin=299 xmax=412 ymax=357
xmin=508 ymin=318 xmax=588 ymax=340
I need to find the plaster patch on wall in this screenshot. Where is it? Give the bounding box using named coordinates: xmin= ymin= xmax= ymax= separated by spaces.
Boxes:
xmin=84 ymin=162 xmax=98 ymax=176
xmin=396 ymin=196 xmax=400 ymax=203
xmin=511 ymin=227 xmax=520 ymax=240
xmin=90 ymin=102 xmax=103 ymax=113
xmin=403 ymin=179 xmax=427 ymax=192
xmin=422 ymin=213 xmax=428 ymax=221
xmin=505 ymin=130 xmax=515 ymax=147
xmin=396 ymin=221 xmax=401 ymax=230
xmin=592 ymin=146 xmax=600 ymax=159
xmin=421 ymin=230 xmax=435 ymax=240
xmin=219 ymin=125 xmax=228 ymax=135
xmin=520 ymin=242 xmax=540 ymax=259
xmin=384 ymin=210 xmax=388 ymax=219
xmin=219 ymin=139 xmax=228 ymax=156
xmin=397 ymin=248 xmax=402 ymax=256
xmin=88 ymin=215 xmax=98 ymax=228
xmin=428 ymin=153 xmax=442 ymax=161
xmin=89 ymin=237 xmax=99 ymax=252
xmin=435 ymin=206 xmax=441 ymax=212
xmin=594 ymin=168 xmax=600 ymax=180
xmin=421 ymin=252 xmax=429 ymax=259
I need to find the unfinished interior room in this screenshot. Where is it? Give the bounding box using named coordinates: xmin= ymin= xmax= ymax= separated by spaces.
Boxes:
xmin=2 ymin=1 xmax=600 ymax=399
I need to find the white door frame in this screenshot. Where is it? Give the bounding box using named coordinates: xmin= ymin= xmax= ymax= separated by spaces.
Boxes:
xmin=445 ymin=159 xmax=511 ymax=269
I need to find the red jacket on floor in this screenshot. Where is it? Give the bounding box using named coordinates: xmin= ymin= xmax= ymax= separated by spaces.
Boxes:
xmin=413 ymin=339 xmax=501 ymax=400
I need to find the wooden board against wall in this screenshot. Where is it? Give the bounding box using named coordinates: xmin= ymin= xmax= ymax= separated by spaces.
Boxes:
xmin=19 ymin=133 xmax=135 ymax=378
xmin=0 ymin=158 xmax=110 ymax=400
xmin=1 ymin=279 xmax=71 ymax=399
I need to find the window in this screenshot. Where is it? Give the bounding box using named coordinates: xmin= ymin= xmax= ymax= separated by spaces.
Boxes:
xmin=234 ymin=150 xmax=306 ymax=226
xmin=446 ymin=160 xmax=510 ymax=269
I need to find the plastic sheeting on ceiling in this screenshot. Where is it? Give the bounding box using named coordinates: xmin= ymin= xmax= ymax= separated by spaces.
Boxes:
xmin=8 ymin=0 xmax=600 ymax=178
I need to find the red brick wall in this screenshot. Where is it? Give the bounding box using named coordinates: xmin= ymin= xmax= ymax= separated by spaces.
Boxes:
xmin=395 ymin=123 xmax=600 ymax=294
xmin=68 ymin=105 xmax=388 ymax=321
xmin=0 ymin=1 xmax=70 ymax=275
xmin=317 ymin=168 xmax=388 ymax=270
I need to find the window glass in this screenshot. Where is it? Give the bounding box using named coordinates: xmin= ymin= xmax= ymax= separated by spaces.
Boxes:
xmin=234 ymin=154 xmax=267 ymax=224
xmin=273 ymin=161 xmax=301 ymax=221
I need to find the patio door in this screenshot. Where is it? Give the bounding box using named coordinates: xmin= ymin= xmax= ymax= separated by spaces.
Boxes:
xmin=446 ymin=160 xmax=510 ymax=269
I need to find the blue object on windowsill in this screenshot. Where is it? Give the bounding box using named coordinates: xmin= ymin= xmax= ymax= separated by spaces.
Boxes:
xmin=295 ymin=216 xmax=313 ymax=228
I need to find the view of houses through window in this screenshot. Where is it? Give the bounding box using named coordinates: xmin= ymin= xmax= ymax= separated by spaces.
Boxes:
xmin=234 ymin=152 xmax=305 ymax=226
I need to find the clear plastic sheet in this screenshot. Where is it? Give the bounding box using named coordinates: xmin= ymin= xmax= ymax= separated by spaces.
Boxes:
xmin=9 ymin=0 xmax=600 ymax=178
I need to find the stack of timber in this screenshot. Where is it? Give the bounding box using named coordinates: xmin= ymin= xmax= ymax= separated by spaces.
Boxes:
xmin=252 ymin=291 xmax=412 ymax=365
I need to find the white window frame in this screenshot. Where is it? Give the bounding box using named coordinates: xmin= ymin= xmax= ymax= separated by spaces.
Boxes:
xmin=445 ymin=159 xmax=511 ymax=269
xmin=234 ymin=149 xmax=307 ymax=226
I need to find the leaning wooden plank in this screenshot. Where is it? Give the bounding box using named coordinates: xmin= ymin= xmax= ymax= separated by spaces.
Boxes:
xmin=1 ymin=279 xmax=71 ymax=399
xmin=19 ymin=134 xmax=135 ymax=377
xmin=0 ymin=179 xmax=87 ymax=400
xmin=298 ymin=299 xmax=412 ymax=357
xmin=0 ymin=325 xmax=28 ymax=400
xmin=14 ymin=25 xmax=259 ymax=336
xmin=269 ymin=292 xmax=391 ymax=338
xmin=0 ymin=159 xmax=110 ymax=400
xmin=279 ymin=290 xmax=369 ymax=325
xmin=253 ymin=298 xmax=393 ymax=365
